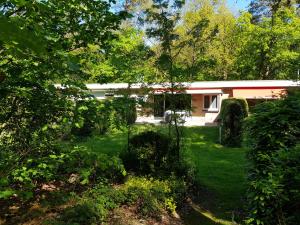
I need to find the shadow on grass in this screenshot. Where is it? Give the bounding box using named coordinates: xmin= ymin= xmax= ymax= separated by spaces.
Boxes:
xmin=182 ymin=201 xmax=237 ymax=225
xmin=182 ymin=126 xmax=247 ymax=224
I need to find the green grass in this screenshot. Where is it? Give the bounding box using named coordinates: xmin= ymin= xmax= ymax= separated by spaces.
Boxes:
xmin=75 ymin=131 xmax=126 ymax=156
xmin=75 ymin=125 xmax=247 ymax=225
xmin=182 ymin=127 xmax=247 ymax=224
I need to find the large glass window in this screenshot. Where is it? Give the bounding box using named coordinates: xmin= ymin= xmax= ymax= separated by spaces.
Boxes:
xmin=203 ymin=95 xmax=219 ymax=110
xmin=153 ymin=94 xmax=191 ymax=117
xmin=204 ymin=96 xmax=210 ymax=109
xmin=211 ymin=95 xmax=218 ymax=109
xmin=165 ymin=94 xmax=191 ymax=111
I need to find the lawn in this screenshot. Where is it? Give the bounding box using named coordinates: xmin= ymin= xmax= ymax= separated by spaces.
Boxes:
xmin=182 ymin=127 xmax=247 ymax=224
xmin=76 ymin=125 xmax=247 ymax=225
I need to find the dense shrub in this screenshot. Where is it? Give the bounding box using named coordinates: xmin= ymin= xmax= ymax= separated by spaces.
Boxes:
xmin=0 ymin=84 xmax=74 ymax=185
xmin=121 ymin=176 xmax=187 ymax=217
xmin=0 ymin=146 xmax=126 ymax=200
xmin=244 ymin=90 xmax=300 ymax=225
xmin=219 ymin=98 xmax=248 ymax=147
xmin=112 ymin=97 xmax=137 ymax=126
xmin=120 ymin=131 xmax=174 ymax=174
xmin=50 ymin=203 xmax=101 ymax=225
xmin=71 ymin=97 xmax=137 ymax=137
xmin=71 ymin=99 xmax=113 ymax=137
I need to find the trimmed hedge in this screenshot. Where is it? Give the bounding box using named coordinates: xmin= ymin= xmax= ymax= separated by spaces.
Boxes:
xmin=219 ymin=98 xmax=248 ymax=147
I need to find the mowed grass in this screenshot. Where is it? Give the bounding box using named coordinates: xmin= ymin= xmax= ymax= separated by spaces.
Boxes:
xmin=182 ymin=127 xmax=247 ymax=224
xmin=75 ymin=125 xmax=247 ymax=224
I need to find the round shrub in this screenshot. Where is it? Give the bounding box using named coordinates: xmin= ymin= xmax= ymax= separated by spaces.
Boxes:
xmin=219 ymin=98 xmax=248 ymax=147
xmin=120 ymin=131 xmax=173 ymax=174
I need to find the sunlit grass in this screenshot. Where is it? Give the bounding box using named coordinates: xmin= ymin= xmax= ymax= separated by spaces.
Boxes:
xmin=183 ymin=126 xmax=247 ymax=223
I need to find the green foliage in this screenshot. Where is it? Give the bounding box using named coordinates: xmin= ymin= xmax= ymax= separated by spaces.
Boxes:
xmin=121 ymin=176 xmax=187 ymax=217
xmin=70 ymin=97 xmax=137 ymax=138
xmin=235 ymin=9 xmax=300 ymax=80
xmin=149 ymin=1 xmax=300 ymax=81
xmin=50 ymin=176 xmax=186 ymax=224
xmin=244 ymin=91 xmax=300 ymax=154
xmin=0 ymin=145 xmax=126 ymax=200
xmin=245 ymin=146 xmax=300 ymax=225
xmin=120 ymin=131 xmax=174 ymax=174
xmin=84 ymin=27 xmax=154 ymax=83
xmin=51 ymin=185 xmax=127 ymax=225
xmin=175 ymin=0 xmax=237 ymax=80
xmin=220 ymin=98 xmax=248 ymax=147
xmin=0 ymin=0 xmax=127 ymax=202
xmin=244 ymin=90 xmax=300 ymax=225
xmin=112 ymin=97 xmax=137 ymax=127
xmin=71 ymin=99 xmax=112 ymax=137
xmin=50 ymin=203 xmax=101 ymax=225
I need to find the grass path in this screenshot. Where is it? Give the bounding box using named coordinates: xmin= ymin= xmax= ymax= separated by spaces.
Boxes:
xmin=76 ymin=126 xmax=247 ymax=225
xmin=182 ymin=127 xmax=247 ymax=224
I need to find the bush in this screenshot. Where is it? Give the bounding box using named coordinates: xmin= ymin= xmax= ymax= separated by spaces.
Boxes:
xmin=54 ymin=185 xmax=127 ymax=224
xmin=244 ymin=90 xmax=300 ymax=225
xmin=71 ymin=97 xmax=137 ymax=138
xmin=219 ymin=98 xmax=248 ymax=147
xmin=112 ymin=97 xmax=137 ymax=126
xmin=120 ymin=131 xmax=174 ymax=174
xmin=50 ymin=203 xmax=100 ymax=225
xmin=121 ymin=176 xmax=187 ymax=217
xmin=71 ymin=99 xmax=112 ymax=137
xmin=1 ymin=145 xmax=126 ymax=200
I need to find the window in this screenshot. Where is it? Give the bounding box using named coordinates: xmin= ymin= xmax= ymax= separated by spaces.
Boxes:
xmin=204 ymin=96 xmax=210 ymax=109
xmin=153 ymin=94 xmax=192 ymax=117
xmin=211 ymin=95 xmax=218 ymax=109
xmin=165 ymin=94 xmax=191 ymax=111
xmin=203 ymin=95 xmax=219 ymax=111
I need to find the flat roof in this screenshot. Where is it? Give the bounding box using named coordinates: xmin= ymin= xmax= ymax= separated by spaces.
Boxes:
xmin=86 ymin=80 xmax=300 ymax=90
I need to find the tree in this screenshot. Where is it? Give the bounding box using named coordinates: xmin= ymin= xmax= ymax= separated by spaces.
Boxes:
xmin=82 ymin=27 xmax=153 ymax=83
xmin=175 ymin=0 xmax=237 ymax=80
xmin=0 ymin=0 xmax=126 ymax=177
xmin=144 ymin=0 xmax=186 ymax=160
xmin=249 ymin=0 xmax=300 ymax=23
xmin=235 ymin=8 xmax=300 ymax=80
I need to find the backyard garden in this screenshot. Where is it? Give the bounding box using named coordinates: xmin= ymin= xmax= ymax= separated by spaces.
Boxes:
xmin=1 ymin=0 xmax=300 ymax=225
xmin=0 ymin=124 xmax=248 ymax=225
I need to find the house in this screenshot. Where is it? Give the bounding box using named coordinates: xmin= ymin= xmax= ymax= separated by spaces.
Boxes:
xmin=86 ymin=80 xmax=300 ymax=126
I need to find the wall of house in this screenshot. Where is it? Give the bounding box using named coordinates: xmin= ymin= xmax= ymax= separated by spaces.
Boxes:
xmin=192 ymin=93 xmax=226 ymax=124
xmin=232 ymin=88 xmax=286 ymax=99
xmin=222 ymin=88 xmax=233 ymax=97
xmin=191 ymin=94 xmax=205 ymax=117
